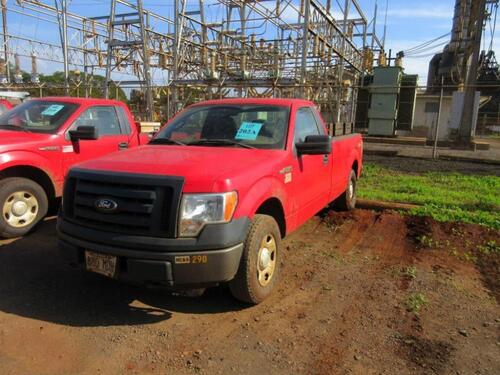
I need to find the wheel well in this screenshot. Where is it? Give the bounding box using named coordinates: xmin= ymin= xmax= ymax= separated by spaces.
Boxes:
xmin=352 ymin=160 xmax=359 ymax=176
xmin=0 ymin=166 xmax=56 ymax=200
xmin=256 ymin=198 xmax=286 ymax=238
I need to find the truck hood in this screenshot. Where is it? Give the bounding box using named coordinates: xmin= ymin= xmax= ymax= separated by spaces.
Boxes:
xmin=74 ymin=145 xmax=283 ymax=192
xmin=0 ymin=130 xmax=54 ymax=152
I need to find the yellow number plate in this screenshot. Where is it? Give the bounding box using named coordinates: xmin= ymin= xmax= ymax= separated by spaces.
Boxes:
xmin=174 ymin=255 xmax=208 ymax=264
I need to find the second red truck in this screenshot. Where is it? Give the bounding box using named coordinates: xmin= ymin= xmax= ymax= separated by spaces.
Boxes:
xmin=58 ymin=98 xmax=363 ymax=303
xmin=0 ymin=97 xmax=147 ymax=238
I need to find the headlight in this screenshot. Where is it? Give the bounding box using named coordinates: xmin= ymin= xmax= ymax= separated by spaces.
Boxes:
xmin=179 ymin=191 xmax=238 ymax=237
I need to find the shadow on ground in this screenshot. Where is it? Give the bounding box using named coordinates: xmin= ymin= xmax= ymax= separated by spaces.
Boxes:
xmin=0 ymin=220 xmax=243 ymax=327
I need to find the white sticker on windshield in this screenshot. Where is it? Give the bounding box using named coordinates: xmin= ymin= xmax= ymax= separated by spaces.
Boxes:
xmin=235 ymin=122 xmax=263 ymax=141
xmin=41 ymin=104 xmax=64 ymax=116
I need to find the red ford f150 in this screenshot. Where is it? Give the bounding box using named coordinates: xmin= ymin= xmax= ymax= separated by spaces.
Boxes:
xmin=0 ymin=97 xmax=147 ymax=238
xmin=0 ymin=99 xmax=14 ymax=115
xmin=58 ymin=98 xmax=363 ymax=304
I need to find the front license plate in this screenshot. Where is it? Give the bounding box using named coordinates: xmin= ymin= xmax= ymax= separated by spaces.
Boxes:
xmin=85 ymin=251 xmax=117 ymax=278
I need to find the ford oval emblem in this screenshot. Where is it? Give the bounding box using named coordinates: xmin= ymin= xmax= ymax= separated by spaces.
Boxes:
xmin=95 ymin=198 xmax=118 ymax=213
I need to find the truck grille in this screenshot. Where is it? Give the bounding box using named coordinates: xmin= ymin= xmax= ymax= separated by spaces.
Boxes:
xmin=63 ymin=168 xmax=184 ymax=238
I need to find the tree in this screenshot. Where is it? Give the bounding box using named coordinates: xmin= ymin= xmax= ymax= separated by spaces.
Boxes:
xmin=21 ymin=71 xmax=127 ymax=102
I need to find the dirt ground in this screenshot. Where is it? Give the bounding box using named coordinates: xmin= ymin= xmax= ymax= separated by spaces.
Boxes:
xmin=0 ymin=209 xmax=498 ymax=375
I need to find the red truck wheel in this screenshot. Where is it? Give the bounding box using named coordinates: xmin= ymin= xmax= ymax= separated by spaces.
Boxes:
xmin=229 ymin=214 xmax=281 ymax=304
xmin=0 ymin=178 xmax=48 ymax=238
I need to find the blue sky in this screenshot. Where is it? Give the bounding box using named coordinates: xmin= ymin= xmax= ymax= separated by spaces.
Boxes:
xmin=6 ymin=0 xmax=497 ymax=85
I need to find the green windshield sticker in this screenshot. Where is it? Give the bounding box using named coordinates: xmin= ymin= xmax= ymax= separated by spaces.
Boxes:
xmin=41 ymin=104 xmax=65 ymax=116
xmin=235 ymin=122 xmax=263 ymax=140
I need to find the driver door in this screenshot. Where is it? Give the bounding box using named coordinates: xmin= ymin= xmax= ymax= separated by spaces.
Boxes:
xmin=62 ymin=105 xmax=131 ymax=175
xmin=290 ymin=107 xmax=332 ymax=222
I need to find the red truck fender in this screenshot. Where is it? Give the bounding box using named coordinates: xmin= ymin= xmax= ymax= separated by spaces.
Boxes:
xmin=236 ymin=176 xmax=289 ymax=237
xmin=0 ymin=151 xmax=59 ymax=196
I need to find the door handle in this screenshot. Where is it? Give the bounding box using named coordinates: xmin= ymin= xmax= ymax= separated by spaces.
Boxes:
xmin=118 ymin=142 xmax=128 ymax=150
xmin=323 ymin=154 xmax=329 ymax=165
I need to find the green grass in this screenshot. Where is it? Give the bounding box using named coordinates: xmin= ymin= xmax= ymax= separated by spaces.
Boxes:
xmin=405 ymin=293 xmax=428 ymax=315
xmin=358 ymin=163 xmax=500 ymax=229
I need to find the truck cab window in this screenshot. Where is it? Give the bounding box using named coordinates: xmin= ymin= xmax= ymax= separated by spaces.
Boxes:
xmin=157 ymin=105 xmax=289 ymax=149
xmin=72 ymin=106 xmax=122 ymax=136
xmin=116 ymin=106 xmax=132 ymax=135
xmin=0 ymin=100 xmax=78 ymax=133
xmin=294 ymin=107 xmax=322 ymax=143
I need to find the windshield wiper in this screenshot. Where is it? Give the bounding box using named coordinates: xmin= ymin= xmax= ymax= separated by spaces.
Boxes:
xmin=149 ymin=138 xmax=186 ymax=146
xmin=187 ymin=139 xmax=256 ymax=149
xmin=0 ymin=124 xmax=30 ymax=132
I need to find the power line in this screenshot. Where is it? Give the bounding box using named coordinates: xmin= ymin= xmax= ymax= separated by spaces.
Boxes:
xmin=403 ymin=32 xmax=451 ymax=55
xmin=405 ymin=41 xmax=449 ymax=57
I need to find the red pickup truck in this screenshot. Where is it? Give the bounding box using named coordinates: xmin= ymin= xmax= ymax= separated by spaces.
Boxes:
xmin=58 ymin=98 xmax=363 ymax=303
xmin=0 ymin=97 xmax=146 ymax=238
xmin=0 ymin=99 xmax=14 ymax=115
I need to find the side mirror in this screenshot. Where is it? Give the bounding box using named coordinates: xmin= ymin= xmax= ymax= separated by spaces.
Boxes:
xmin=295 ymin=135 xmax=332 ymax=155
xmin=69 ymin=126 xmax=99 ymax=141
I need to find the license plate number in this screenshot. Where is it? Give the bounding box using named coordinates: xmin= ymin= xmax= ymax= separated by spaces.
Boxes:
xmin=85 ymin=251 xmax=117 ymax=278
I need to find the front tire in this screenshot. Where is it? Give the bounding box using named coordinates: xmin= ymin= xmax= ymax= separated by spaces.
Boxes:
xmin=0 ymin=178 xmax=48 ymax=238
xmin=229 ymin=214 xmax=281 ymax=304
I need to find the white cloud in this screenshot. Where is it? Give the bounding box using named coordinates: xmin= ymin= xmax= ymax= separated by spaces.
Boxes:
xmin=387 ymin=7 xmax=453 ymax=19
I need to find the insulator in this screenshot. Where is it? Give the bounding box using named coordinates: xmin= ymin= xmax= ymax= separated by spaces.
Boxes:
xmin=241 ymin=54 xmax=247 ymax=72
xmin=363 ymin=48 xmax=374 ymax=70
xmin=313 ymin=35 xmax=319 ymax=56
xmin=395 ymin=56 xmax=403 ymax=68
xmin=31 ymin=53 xmax=37 ymax=74
xmin=201 ymin=46 xmax=208 ymax=65
xmin=158 ymin=42 xmax=167 ymax=69
xmin=210 ymin=51 xmax=217 ymax=76
xmin=379 ymin=50 xmax=387 ymax=67
xmin=320 ymin=40 xmax=326 ymax=58
xmin=14 ymin=53 xmax=21 ymax=75
xmin=98 ymin=51 xmax=104 ymax=68
xmin=347 ymin=23 xmax=354 ymax=39
xmin=223 ymin=53 xmax=228 ymax=69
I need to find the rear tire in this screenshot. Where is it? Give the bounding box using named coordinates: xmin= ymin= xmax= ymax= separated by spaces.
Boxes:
xmin=0 ymin=177 xmax=48 ymax=238
xmin=229 ymin=214 xmax=281 ymax=304
xmin=333 ymin=169 xmax=357 ymax=211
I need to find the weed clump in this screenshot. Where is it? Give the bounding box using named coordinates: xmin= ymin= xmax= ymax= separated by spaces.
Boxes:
xmin=405 ymin=293 xmax=428 ymax=315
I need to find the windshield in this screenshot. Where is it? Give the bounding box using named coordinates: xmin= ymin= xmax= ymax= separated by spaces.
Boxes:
xmin=0 ymin=100 xmax=79 ymax=133
xmin=154 ymin=105 xmax=290 ymax=149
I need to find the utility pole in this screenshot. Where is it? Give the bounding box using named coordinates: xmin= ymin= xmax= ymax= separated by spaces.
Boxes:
xmin=433 ymin=76 xmax=445 ymax=158
xmin=300 ymin=0 xmax=311 ymax=99
xmin=336 ymin=0 xmax=350 ymax=125
xmin=371 ymin=1 xmax=378 ymax=50
xmin=1 ymin=0 xmax=9 ymax=82
xmin=55 ymin=0 xmax=70 ymax=95
xmin=172 ymin=0 xmax=179 ymax=113
xmin=458 ymin=0 xmax=487 ymax=145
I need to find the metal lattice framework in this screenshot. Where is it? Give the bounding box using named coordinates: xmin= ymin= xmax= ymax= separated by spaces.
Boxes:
xmin=0 ymin=0 xmax=383 ymax=124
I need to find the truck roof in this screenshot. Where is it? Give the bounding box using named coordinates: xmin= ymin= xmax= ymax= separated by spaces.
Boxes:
xmin=32 ymin=97 xmax=126 ymax=106
xmin=190 ymin=98 xmax=315 ymax=107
